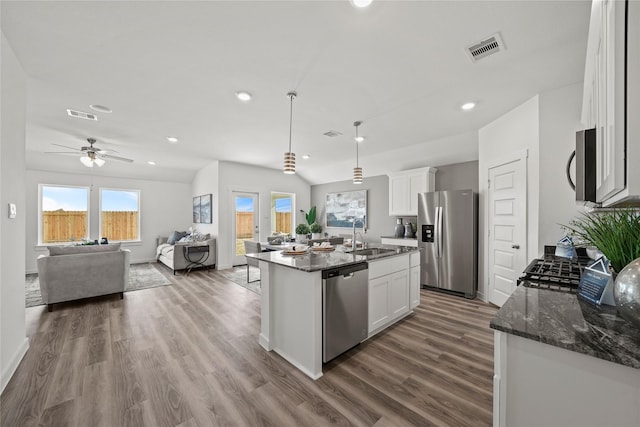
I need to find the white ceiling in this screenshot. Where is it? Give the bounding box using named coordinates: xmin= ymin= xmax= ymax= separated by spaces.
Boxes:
xmin=1 ymin=0 xmax=591 ymax=185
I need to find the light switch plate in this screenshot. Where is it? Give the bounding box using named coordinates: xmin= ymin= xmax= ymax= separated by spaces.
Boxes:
xmin=8 ymin=203 xmax=16 ymax=219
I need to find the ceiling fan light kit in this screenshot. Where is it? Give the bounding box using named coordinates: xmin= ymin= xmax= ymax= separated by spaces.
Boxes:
xmin=283 ymin=91 xmax=297 ymax=175
xmin=80 ymin=153 xmax=105 ymax=167
xmin=50 ymin=137 xmax=133 ymax=168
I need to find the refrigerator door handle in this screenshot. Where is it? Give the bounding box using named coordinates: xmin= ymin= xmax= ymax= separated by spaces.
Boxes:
xmin=436 ymin=206 xmax=443 ymax=258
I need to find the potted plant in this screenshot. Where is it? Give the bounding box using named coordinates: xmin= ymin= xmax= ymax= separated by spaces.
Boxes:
xmin=562 ymin=208 xmax=640 ymax=274
xmin=295 ymin=223 xmax=310 ymax=243
xmin=309 ymin=222 xmax=323 ymax=240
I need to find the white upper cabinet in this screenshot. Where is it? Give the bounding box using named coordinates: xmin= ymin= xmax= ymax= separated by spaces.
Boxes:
xmin=582 ymin=0 xmax=627 ymax=204
xmin=388 ymin=167 xmax=436 ymax=216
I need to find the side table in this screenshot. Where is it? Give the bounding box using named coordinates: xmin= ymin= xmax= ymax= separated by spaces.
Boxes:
xmin=183 ymin=244 xmax=210 ymax=274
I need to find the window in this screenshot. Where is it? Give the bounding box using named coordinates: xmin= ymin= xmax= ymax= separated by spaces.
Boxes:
xmin=40 ymin=185 xmax=89 ymax=244
xmin=270 ymin=192 xmax=294 ymax=236
xmin=100 ymin=189 xmax=140 ymax=241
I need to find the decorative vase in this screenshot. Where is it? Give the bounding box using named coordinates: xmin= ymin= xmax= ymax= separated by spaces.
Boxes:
xmin=394 ymin=218 xmax=404 ymax=238
xmin=404 ymin=222 xmax=415 ymax=238
xmin=296 ymin=234 xmax=307 ymax=243
xmin=311 ymin=233 xmax=322 ymax=240
xmin=613 ymin=257 xmax=640 ymax=329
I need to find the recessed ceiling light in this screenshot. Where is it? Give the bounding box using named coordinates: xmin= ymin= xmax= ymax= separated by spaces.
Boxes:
xmin=89 ymin=104 xmax=112 ymax=113
xmin=350 ymin=0 xmax=373 ymax=8
xmin=461 ymin=102 xmax=476 ymax=111
xmin=147 ymin=161 xmax=156 ymax=165
xmin=166 ymin=136 xmax=179 ymax=143
xmin=235 ymin=91 xmax=252 ymax=102
xmin=302 ymin=154 xmax=311 ymax=160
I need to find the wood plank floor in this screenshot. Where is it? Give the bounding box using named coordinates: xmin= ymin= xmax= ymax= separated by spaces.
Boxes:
xmin=1 ymin=264 xmax=497 ymax=427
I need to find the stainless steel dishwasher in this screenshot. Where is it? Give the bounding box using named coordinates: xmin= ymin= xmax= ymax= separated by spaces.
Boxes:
xmin=322 ymin=262 xmax=369 ymax=363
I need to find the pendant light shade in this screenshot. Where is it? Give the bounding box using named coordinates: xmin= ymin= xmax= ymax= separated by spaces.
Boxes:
xmin=353 ymin=121 xmax=363 ymax=184
xmin=284 ymin=91 xmax=297 ymax=174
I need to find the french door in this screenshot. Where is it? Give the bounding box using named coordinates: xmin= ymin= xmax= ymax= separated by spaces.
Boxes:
xmin=232 ymin=191 xmax=259 ymax=266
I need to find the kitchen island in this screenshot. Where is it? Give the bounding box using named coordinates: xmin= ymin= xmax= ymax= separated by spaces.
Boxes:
xmin=490 ymin=283 xmax=640 ymax=426
xmin=246 ymin=245 xmax=419 ymax=379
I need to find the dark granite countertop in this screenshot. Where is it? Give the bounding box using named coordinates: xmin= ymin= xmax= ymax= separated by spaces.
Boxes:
xmin=490 ymin=282 xmax=640 ymax=369
xmin=380 ymin=236 xmax=418 ymax=240
xmin=246 ymin=244 xmax=418 ymax=272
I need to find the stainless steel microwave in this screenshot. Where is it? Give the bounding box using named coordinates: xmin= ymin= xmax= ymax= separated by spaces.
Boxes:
xmin=567 ymin=128 xmax=597 ymax=205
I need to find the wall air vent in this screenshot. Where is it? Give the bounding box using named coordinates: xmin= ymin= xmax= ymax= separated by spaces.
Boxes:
xmin=466 ymin=33 xmax=505 ymax=63
xmin=66 ymin=109 xmax=98 ymax=121
xmin=323 ymin=130 xmax=343 ymax=138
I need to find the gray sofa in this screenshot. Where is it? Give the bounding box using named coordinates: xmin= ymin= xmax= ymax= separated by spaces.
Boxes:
xmin=156 ymin=236 xmax=216 ymax=274
xmin=37 ymin=243 xmax=131 ymax=312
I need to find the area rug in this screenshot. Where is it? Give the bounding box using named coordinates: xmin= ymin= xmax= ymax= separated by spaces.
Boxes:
xmin=25 ymin=262 xmax=171 ymax=308
xmin=218 ymin=266 xmax=261 ymax=295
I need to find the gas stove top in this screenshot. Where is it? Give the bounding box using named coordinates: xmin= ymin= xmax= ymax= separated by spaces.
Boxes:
xmin=518 ymin=246 xmax=592 ymax=292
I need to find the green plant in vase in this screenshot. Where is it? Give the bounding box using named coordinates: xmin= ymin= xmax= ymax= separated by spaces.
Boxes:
xmin=562 ymin=208 xmax=640 ymax=274
xmin=309 ymin=222 xmax=323 ymax=239
xmin=295 ymin=223 xmax=310 ymax=242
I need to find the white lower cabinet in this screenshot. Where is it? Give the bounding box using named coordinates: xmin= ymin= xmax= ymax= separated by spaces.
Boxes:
xmin=389 ymin=270 xmax=409 ymax=319
xmin=368 ymin=254 xmax=412 ymax=336
xmin=409 ymin=266 xmax=420 ymax=309
xmin=409 ymin=251 xmax=421 ymax=309
xmin=369 ymin=276 xmax=391 ymax=332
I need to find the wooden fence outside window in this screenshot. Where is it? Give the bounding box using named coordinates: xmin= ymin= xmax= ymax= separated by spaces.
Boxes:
xmin=42 ymin=210 xmax=139 ymax=243
xmin=235 ymin=212 xmax=291 ymax=239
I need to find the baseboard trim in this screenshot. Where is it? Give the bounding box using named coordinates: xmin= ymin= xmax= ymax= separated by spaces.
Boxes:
xmin=1 ymin=337 xmax=29 ymax=394
xmin=131 ymin=258 xmax=158 ymax=264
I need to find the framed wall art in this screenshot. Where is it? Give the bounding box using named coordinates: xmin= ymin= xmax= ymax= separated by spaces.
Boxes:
xmin=200 ymin=194 xmax=212 ymax=224
xmin=193 ymin=196 xmax=201 ymax=223
xmin=192 ymin=194 xmax=213 ymax=224
xmin=325 ymin=190 xmax=367 ymax=228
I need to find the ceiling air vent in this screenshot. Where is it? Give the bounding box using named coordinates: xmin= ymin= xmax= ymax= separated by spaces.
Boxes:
xmin=323 ymin=130 xmax=343 ymax=138
xmin=466 ymin=33 xmax=505 ymax=63
xmin=66 ymin=109 xmax=98 ymax=121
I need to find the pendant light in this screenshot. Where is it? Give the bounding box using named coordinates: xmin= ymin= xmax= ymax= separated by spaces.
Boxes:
xmin=353 ymin=121 xmax=363 ymax=184
xmin=283 ymin=91 xmax=297 ymax=174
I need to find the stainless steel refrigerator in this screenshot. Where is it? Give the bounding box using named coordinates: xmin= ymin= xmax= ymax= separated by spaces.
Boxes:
xmin=418 ymin=190 xmax=477 ymax=298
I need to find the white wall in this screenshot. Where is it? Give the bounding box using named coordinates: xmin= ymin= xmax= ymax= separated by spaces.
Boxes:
xmin=191 ymin=161 xmax=220 ymax=264
xmin=434 ymin=160 xmax=479 ymax=192
xmin=538 ymin=82 xmax=585 ymax=251
xmin=311 ymin=174 xmax=396 ymax=244
xmin=217 ymin=161 xmax=311 ymax=269
xmin=478 ymin=96 xmax=540 ymax=302
xmin=25 ymin=170 xmax=193 ymax=273
xmin=1 ymin=32 xmax=29 ymax=393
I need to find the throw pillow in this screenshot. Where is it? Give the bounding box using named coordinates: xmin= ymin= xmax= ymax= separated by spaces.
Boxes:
xmin=167 ymin=230 xmax=187 ymax=245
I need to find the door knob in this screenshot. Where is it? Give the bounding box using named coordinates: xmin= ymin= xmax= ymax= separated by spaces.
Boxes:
xmin=512 ymin=244 xmax=520 ymax=249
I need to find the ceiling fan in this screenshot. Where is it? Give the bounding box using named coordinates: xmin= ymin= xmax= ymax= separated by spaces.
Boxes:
xmin=48 ymin=138 xmax=134 ymax=167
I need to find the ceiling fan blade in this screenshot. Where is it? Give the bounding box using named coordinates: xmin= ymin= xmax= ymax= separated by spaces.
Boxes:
xmin=100 ymin=154 xmax=134 ymax=163
xmin=44 ymin=151 xmax=81 ymax=156
xmin=52 ymin=143 xmax=81 ymax=151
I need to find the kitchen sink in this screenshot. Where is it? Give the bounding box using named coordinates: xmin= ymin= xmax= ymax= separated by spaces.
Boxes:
xmin=352 ymin=247 xmax=397 ymax=257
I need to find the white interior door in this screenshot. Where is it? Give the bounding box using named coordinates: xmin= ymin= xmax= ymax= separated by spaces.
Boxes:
xmin=488 ymin=155 xmax=527 ymax=307
xmin=232 ymin=192 xmax=259 ymax=266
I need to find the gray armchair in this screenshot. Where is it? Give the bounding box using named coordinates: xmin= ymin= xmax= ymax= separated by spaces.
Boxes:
xmin=243 ymin=241 xmax=262 ymax=283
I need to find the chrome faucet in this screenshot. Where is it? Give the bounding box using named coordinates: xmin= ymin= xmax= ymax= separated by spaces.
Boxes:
xmin=352 ymin=219 xmax=365 ymax=251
